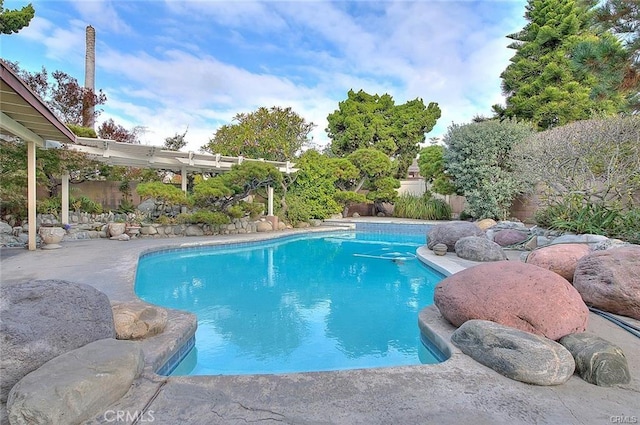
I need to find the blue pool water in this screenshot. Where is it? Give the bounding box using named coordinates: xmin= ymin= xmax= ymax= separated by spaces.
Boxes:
xmin=135 ymin=231 xmax=446 ymax=376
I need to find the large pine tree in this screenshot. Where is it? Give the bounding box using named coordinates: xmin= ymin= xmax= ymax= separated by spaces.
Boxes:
xmin=593 ymin=0 xmax=640 ymax=112
xmin=496 ymin=0 xmax=628 ymax=129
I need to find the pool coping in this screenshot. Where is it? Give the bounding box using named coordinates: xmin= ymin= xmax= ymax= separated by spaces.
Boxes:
xmin=2 ymin=219 xmax=639 ymax=424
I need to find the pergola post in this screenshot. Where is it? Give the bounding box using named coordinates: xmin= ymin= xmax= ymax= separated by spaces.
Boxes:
xmin=61 ymin=173 xmax=70 ymax=225
xmin=266 ymin=185 xmax=278 ymax=230
xmin=27 ymin=141 xmax=37 ymax=251
xmin=268 ymin=186 xmax=274 ymax=216
xmin=181 ymin=166 xmax=187 ymax=193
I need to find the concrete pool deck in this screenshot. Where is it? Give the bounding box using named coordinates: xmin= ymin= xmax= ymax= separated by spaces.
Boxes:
xmin=1 ymin=221 xmax=639 ymax=424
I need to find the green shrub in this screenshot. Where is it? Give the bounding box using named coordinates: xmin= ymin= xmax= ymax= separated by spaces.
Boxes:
xmin=36 ymin=197 xmax=61 ymax=215
xmin=238 ymin=201 xmax=264 ymax=219
xmin=227 ymin=205 xmax=244 ymax=219
xmin=393 ymin=193 xmax=452 ymax=220
xmin=191 ymin=210 xmax=230 ymax=226
xmin=74 ymin=196 xmax=103 ymax=214
xmin=535 ymin=195 xmax=640 ymax=243
xmin=285 ymin=194 xmax=312 ymax=225
xmin=156 ymin=215 xmax=175 ymax=225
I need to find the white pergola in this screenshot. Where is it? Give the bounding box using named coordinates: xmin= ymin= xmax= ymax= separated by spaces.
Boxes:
xmin=72 ymin=137 xmax=295 ymax=192
xmin=1 ymin=62 xmax=296 ymax=250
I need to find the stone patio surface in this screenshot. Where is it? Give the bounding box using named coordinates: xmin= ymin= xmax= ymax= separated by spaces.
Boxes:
xmin=1 ymin=220 xmax=639 ymax=425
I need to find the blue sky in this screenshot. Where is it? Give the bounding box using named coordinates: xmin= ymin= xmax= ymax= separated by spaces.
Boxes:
xmin=2 ymin=0 xmax=527 ymax=152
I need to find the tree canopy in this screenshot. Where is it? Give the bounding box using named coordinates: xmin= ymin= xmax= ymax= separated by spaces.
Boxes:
xmin=192 ymin=162 xmax=283 ymax=212
xmin=594 ymin=0 xmax=640 ymax=112
xmin=496 ymin=0 xmax=630 ymax=129
xmin=443 ymin=119 xmax=535 ymax=220
xmin=2 ymin=61 xmax=107 ymax=126
xmin=97 ymin=119 xmax=141 ymax=144
xmin=202 ymin=106 xmax=315 ymax=161
xmin=417 ymin=145 xmax=456 ymax=195
xmin=0 ymin=0 xmax=34 ymax=34
xmin=326 ymin=89 xmax=441 ymax=177
xmin=164 ymin=128 xmax=188 ymax=151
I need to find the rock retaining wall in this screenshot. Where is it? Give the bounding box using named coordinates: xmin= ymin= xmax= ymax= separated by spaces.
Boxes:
xmin=0 ymin=213 xmax=275 ymax=247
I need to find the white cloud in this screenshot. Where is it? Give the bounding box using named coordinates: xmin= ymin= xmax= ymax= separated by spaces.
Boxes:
xmin=69 ymin=0 xmax=132 ymax=34
xmin=11 ymin=0 xmax=529 ymax=154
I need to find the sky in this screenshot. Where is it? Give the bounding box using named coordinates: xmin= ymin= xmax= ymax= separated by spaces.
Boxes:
xmin=2 ymin=0 xmax=528 ymax=153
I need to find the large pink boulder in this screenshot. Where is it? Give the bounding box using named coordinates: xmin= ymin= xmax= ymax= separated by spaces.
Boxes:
xmin=434 ymin=261 xmax=589 ymax=340
xmin=573 ymin=246 xmax=640 ymax=320
xmin=526 ymin=243 xmax=592 ymax=282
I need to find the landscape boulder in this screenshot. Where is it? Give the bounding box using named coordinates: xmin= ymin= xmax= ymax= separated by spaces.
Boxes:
xmin=559 ymin=333 xmax=631 ymax=387
xmin=573 ymin=246 xmax=640 ymax=320
xmin=185 ymin=225 xmax=204 ymax=237
xmin=434 ymin=261 xmax=589 ymax=340
xmin=526 ymin=243 xmax=591 ymax=282
xmin=432 ymin=243 xmax=448 ymax=256
xmin=112 ymin=301 xmax=168 ymax=340
xmin=0 ymin=280 xmax=115 ymax=404
xmin=256 ymin=221 xmax=273 ymax=232
xmin=427 ymin=221 xmax=485 ymax=252
xmin=7 ymin=338 xmax=144 ymax=425
xmin=551 ymin=234 xmax=609 ymax=246
xmin=493 ymin=229 xmax=529 ymax=247
xmin=454 ymin=236 xmax=506 ymax=262
xmin=475 ymin=218 xmax=497 ymax=231
xmin=451 ymin=320 xmax=575 ymax=385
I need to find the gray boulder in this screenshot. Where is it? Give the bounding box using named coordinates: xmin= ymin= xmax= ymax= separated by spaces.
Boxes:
xmin=559 ymin=333 xmax=631 ymax=387
xmin=454 ymin=236 xmax=506 ymax=262
xmin=0 ymin=222 xmax=12 ymax=234
xmin=185 ymin=225 xmax=204 ymax=237
xmin=7 ymin=338 xmax=144 ymax=425
xmin=493 ymin=229 xmax=529 ymax=247
xmin=136 ymin=198 xmax=156 ymax=214
xmin=0 ymin=280 xmax=115 ymax=404
xmin=427 ymin=221 xmax=485 ymax=252
xmin=551 ymin=234 xmax=609 ymax=246
xmin=451 ymin=319 xmax=575 ymax=386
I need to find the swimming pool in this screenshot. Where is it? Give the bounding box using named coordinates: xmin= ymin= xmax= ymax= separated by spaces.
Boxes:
xmin=135 ymin=231 xmax=446 ymax=376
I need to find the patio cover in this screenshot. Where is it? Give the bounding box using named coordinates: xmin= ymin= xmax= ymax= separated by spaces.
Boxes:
xmin=1 ymin=62 xmax=76 ymax=250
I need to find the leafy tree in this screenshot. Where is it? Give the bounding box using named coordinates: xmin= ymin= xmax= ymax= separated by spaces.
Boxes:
xmin=347 ymin=148 xmax=399 ymax=207
xmin=136 ymin=181 xmax=188 ymax=216
xmin=202 ymin=106 xmax=315 ymax=161
xmin=326 ymin=89 xmax=441 ymax=177
xmin=2 ymin=61 xmax=107 ymax=125
xmin=347 ymin=148 xmax=393 ymax=192
xmin=443 ymin=119 xmax=535 ymax=220
xmin=164 ymin=128 xmax=188 ymax=151
xmin=97 ymin=118 xmax=140 ymax=143
xmin=286 ymin=150 xmax=341 ymax=221
xmin=496 ymin=0 xmax=627 ymax=129
xmin=193 ymin=162 xmax=282 ymax=212
xmin=417 ymin=144 xmax=456 ymax=195
xmin=0 ymin=0 xmax=34 ymax=34
xmin=367 ymin=176 xmax=400 ymax=204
